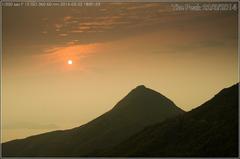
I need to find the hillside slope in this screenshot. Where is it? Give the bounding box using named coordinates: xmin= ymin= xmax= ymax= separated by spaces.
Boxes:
xmin=3 ymin=85 xmax=184 ymax=157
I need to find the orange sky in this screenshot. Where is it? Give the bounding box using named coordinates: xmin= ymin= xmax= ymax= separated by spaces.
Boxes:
xmin=2 ymin=2 xmax=238 ymax=142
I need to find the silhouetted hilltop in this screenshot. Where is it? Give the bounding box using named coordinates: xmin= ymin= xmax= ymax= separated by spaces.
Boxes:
xmin=107 ymin=83 xmax=239 ymax=157
xmin=111 ymin=85 xmax=184 ymax=120
xmin=3 ymin=85 xmax=184 ymax=157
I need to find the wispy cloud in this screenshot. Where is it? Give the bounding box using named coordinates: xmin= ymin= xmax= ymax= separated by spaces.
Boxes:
xmin=40 ymin=3 xmax=174 ymax=43
xmin=39 ymin=2 xmax=234 ymax=46
xmin=5 ymin=2 xmax=236 ymax=56
xmin=63 ymin=16 xmax=73 ymax=22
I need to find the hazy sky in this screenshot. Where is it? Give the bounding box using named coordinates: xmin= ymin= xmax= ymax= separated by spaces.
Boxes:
xmin=2 ymin=2 xmax=238 ymax=142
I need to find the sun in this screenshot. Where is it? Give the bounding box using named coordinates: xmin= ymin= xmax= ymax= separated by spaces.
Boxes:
xmin=67 ymin=60 xmax=73 ymax=65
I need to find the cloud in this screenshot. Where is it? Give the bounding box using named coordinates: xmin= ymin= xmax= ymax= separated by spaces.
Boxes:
xmin=170 ymin=40 xmax=226 ymax=52
xmin=43 ymin=2 xmax=234 ymax=47
xmin=41 ymin=3 xmax=174 ymax=43
xmin=63 ymin=16 xmax=73 ymax=21
xmin=59 ymin=33 xmax=68 ymax=37
xmin=4 ymin=2 xmax=237 ymax=56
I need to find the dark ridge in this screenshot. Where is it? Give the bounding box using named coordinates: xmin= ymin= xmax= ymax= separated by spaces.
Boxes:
xmin=107 ymin=83 xmax=239 ymax=157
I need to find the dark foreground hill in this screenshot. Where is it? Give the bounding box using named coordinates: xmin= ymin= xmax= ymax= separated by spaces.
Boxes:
xmin=2 ymin=85 xmax=184 ymax=157
xmin=107 ymin=83 xmax=239 ymax=157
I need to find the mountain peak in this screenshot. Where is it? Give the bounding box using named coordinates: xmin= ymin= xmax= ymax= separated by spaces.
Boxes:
xmin=129 ymin=85 xmax=161 ymax=97
xmin=135 ymin=85 xmax=146 ymax=89
xmin=124 ymin=85 xmax=149 ymax=97
xmin=112 ymin=85 xmax=184 ymax=114
xmin=132 ymin=85 xmax=148 ymax=92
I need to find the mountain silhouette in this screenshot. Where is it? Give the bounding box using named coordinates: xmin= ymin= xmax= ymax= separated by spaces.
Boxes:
xmin=107 ymin=83 xmax=239 ymax=157
xmin=2 ymin=85 xmax=184 ymax=157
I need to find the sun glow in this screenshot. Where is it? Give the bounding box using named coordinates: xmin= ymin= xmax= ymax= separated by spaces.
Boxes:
xmin=68 ymin=60 xmax=73 ymax=65
xmin=40 ymin=43 xmax=104 ymax=71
